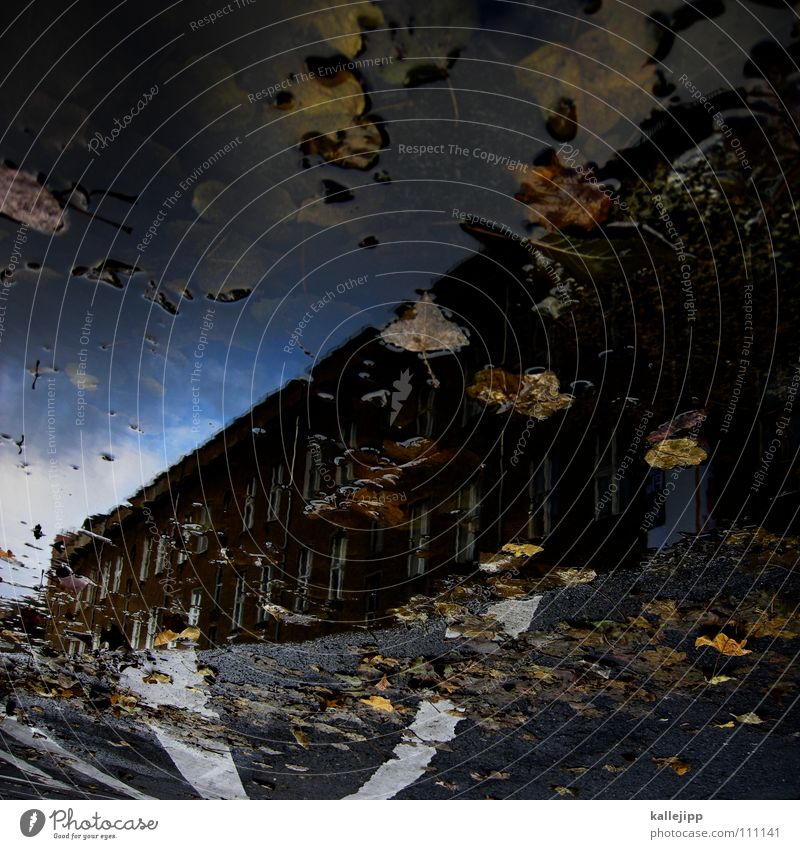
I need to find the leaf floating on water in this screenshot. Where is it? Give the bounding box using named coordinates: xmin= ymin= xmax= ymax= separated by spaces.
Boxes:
xmin=732 ymin=712 xmax=764 ymax=725
xmin=645 ymin=438 xmax=707 ymax=470
xmin=380 ymin=293 xmax=468 ymax=386
xmin=378 ymin=0 xmax=479 ymax=87
xmin=713 ymin=720 xmax=735 ymax=729
xmin=359 ymin=694 xmax=394 ymax=713
xmin=694 ymin=633 xmax=751 ymax=656
xmin=706 ymin=674 xmax=736 ymax=686
xmin=515 ymin=1 xmax=660 ymax=140
xmin=515 ymin=156 xmax=612 ymax=231
xmin=653 ymin=756 xmax=691 ymax=776
xmin=0 ymin=164 xmax=66 ymax=234
xmin=310 ymin=0 xmax=384 ymax=58
xmin=646 ymin=409 xmax=707 ymax=444
xmin=466 ymin=368 xmax=573 ymax=420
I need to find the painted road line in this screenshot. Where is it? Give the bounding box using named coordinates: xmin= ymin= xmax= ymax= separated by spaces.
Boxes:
xmin=119 ymin=647 xmax=248 ymax=800
xmin=345 ymin=699 xmax=464 ymax=800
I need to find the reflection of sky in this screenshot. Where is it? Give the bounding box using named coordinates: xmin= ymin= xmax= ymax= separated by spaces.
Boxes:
xmin=1 ymin=0 xmax=795 ymax=590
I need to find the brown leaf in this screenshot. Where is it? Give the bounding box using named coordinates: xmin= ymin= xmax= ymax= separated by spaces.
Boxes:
xmin=515 ymin=157 xmax=611 ymax=231
xmin=291 ymin=727 xmax=311 ymax=749
xmin=694 ymin=633 xmax=752 ymax=656
xmin=375 ymin=674 xmax=390 ymax=691
xmin=467 ymin=368 xmax=573 ymax=420
xmin=645 ymin=438 xmax=707 ymax=470
xmin=653 ymin=756 xmax=691 ymax=776
xmin=0 ymin=164 xmax=66 ymax=234
xmin=646 ymin=410 xmax=707 ymax=444
xmin=380 ymin=293 xmax=469 ymax=355
xmin=143 ymin=671 xmax=172 ymax=685
xmin=471 ymin=770 xmax=511 ymax=781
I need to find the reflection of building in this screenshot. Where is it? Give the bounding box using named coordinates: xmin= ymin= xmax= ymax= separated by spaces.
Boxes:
xmin=48 ymin=233 xmax=795 ymax=655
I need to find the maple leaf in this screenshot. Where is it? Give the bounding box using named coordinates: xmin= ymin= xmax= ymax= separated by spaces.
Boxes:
xmin=694 ymin=633 xmax=752 ymax=656
xmin=467 ymin=368 xmax=573 ymax=420
xmin=515 ymin=156 xmax=612 ymax=231
xmin=645 ymin=438 xmax=707 ymax=469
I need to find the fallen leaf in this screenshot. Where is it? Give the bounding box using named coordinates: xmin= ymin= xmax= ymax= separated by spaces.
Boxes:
xmin=377 ymin=0 xmax=478 ymax=87
xmin=602 ymin=764 xmax=626 ymax=773
xmin=375 ymin=674 xmax=390 ymax=691
xmin=0 ymin=164 xmax=66 ymax=234
xmin=285 ymin=763 xmax=309 ymax=772
xmin=653 ymin=756 xmax=691 ymax=776
xmin=515 ymin=0 xmax=660 ymax=143
xmin=646 ymin=410 xmax=707 ymax=444
xmin=109 ymin=740 xmax=131 ymax=748
xmin=359 ymin=695 xmax=394 ymax=713
xmin=470 ymin=770 xmax=511 ymax=781
xmin=467 ymin=368 xmax=573 ymax=420
xmin=502 ymin=543 xmax=545 ymax=558
xmin=645 ymin=438 xmax=707 ymax=470
xmin=713 ymin=720 xmax=735 ymax=729
xmin=153 ymin=629 xmax=180 ymax=647
xmin=291 ymin=727 xmax=311 ymax=749
xmin=694 ymin=633 xmax=752 ymax=656
xmin=551 ymin=785 xmax=577 ymax=797
xmin=732 ymin=712 xmax=764 ymax=725
xmin=552 ymin=567 xmax=597 ymax=586
xmin=143 ymin=672 xmax=172 ymax=685
xmin=515 ymin=156 xmax=612 ymax=231
xmin=381 ymin=293 xmax=468 ymax=355
xmin=706 ymin=674 xmax=736 ymax=686
xmin=310 ymin=0 xmax=384 ymax=58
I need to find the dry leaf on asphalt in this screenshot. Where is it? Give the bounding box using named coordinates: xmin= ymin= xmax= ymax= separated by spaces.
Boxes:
xmin=653 ymin=756 xmax=691 ymax=776
xmin=467 ymin=368 xmax=573 ymax=419
xmin=694 ymin=633 xmax=752 ymax=656
xmin=143 ymin=672 xmax=172 ymax=685
xmin=359 ymin=695 xmax=394 ymax=713
xmin=375 ymin=674 xmax=390 ymax=691
xmin=732 ymin=712 xmax=764 ymax=725
xmin=645 ymin=438 xmax=707 ymax=469
xmin=291 ymin=727 xmax=311 ymax=749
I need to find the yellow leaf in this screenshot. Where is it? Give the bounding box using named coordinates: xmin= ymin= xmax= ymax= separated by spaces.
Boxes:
xmin=713 ymin=720 xmax=735 ymax=729
xmin=179 ymin=626 xmax=201 ymax=641
xmin=551 ymin=785 xmax=576 ymax=797
xmin=359 ymin=695 xmax=394 ymax=713
xmin=552 ymin=567 xmax=597 ymax=586
xmin=153 ymin=629 xmax=180 ymax=647
xmin=143 ymin=672 xmax=172 ymax=685
xmin=706 ymin=674 xmax=736 ymax=685
xmin=645 ymin=438 xmax=707 ymax=470
xmin=291 ymin=727 xmax=311 ymax=749
xmin=501 ymin=543 xmax=545 ymax=558
xmin=602 ymin=764 xmax=626 ymax=773
xmin=732 ymin=712 xmax=764 ymax=725
xmin=653 ymin=756 xmax=691 ymax=776
xmin=467 ymin=368 xmax=572 ymax=420
xmin=694 ymin=633 xmax=751 ymax=656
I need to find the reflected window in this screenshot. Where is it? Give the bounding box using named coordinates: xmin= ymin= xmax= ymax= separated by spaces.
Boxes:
xmin=595 ymin=436 xmax=622 ymax=518
xmin=456 ymin=483 xmax=480 ymax=562
xmin=329 ymin=535 xmax=346 ymax=600
xmin=130 ymin=618 xmax=142 ymax=650
xmin=188 ymin=589 xmax=203 ymax=626
xmin=195 ymin=533 xmax=209 ymax=554
xmin=304 ymin=445 xmax=322 ymax=498
xmin=243 ymin=478 xmax=257 ymax=531
xmin=259 ymin=561 xmax=274 ymax=611
xmin=528 ymin=456 xmax=554 ymax=538
xmin=214 ymin=566 xmax=224 ymax=606
xmin=408 ymin=501 xmax=430 ymax=577
xmin=232 ymin=576 xmax=246 ymax=628
xmin=365 ymin=573 xmax=380 ymax=624
xmin=99 ymin=564 xmax=110 ymax=600
xmin=154 ymin=537 xmax=170 ymax=575
xmin=267 ymin=465 xmax=285 ymax=520
xmin=145 ymin=609 xmax=158 ymax=649
xmin=296 ymin=550 xmax=312 ymax=613
xmin=139 ymin=537 xmax=152 ymax=581
xmin=416 ymin=388 xmax=435 ymax=437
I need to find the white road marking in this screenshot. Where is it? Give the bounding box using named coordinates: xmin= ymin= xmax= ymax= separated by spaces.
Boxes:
xmin=486 ymin=595 xmax=543 ymax=638
xmin=119 ymin=647 xmax=248 ymax=800
xmin=0 ymin=717 xmax=153 ymax=799
xmin=345 ymin=699 xmax=464 ymax=800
